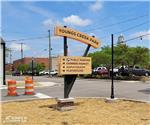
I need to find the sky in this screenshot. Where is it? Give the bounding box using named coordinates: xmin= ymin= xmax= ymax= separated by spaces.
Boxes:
xmin=1 ymin=0 xmax=150 ymax=63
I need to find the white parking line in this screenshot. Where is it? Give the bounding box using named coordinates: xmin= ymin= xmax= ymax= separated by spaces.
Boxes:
xmin=34 ymin=93 xmax=52 ymax=99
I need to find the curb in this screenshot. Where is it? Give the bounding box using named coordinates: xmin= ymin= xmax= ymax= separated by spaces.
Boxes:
xmin=76 ymin=97 xmax=150 ymax=103
xmin=0 ymin=82 xmax=59 ymax=90
xmin=1 ymin=96 xmax=149 ymax=103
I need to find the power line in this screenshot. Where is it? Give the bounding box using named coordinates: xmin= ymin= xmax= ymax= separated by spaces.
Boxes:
xmin=3 ymin=14 xmax=148 ymax=43
xmin=124 ymin=33 xmax=150 ymax=43
xmin=5 ymin=36 xmax=48 ymax=42
xmin=83 ymin=14 xmax=148 ymax=32
xmin=100 ymin=20 xmax=149 ymax=40
xmin=4 ymin=19 xmax=149 ymax=46
xmin=114 ymin=20 xmax=149 ymax=35
xmin=89 ymin=33 xmax=150 ymax=53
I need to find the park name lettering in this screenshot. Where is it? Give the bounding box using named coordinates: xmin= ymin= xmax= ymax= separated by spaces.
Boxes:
xmin=59 ymin=28 xmax=99 ymax=46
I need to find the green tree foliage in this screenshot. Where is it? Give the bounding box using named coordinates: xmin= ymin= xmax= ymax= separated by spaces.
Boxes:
xmin=17 ymin=64 xmax=29 ymax=73
xmin=88 ymin=46 xmax=111 ymax=69
xmin=88 ymin=45 xmax=150 ymax=69
xmin=35 ymin=63 xmax=45 ymax=72
xmin=17 ymin=63 xmax=45 ymax=74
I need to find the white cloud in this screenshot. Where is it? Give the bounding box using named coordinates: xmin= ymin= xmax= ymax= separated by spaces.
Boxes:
xmin=131 ymin=30 xmax=150 ymax=41
xmin=42 ymin=18 xmax=62 ymax=29
xmin=89 ymin=0 xmax=103 ymax=12
xmin=10 ymin=43 xmax=30 ymax=51
xmin=63 ymin=15 xmax=92 ymax=27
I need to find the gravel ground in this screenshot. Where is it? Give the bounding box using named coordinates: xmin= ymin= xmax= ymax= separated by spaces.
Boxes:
xmin=1 ymin=98 xmax=150 ymax=125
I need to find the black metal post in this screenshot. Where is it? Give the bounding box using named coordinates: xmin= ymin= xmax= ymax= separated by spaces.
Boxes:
xmin=83 ymin=45 xmax=91 ymax=57
xmin=64 ymin=26 xmax=68 ymax=56
xmin=1 ymin=41 xmax=6 ymax=85
xmin=32 ymin=57 xmax=34 ymax=80
xmin=48 ymin=30 xmax=52 ymax=77
xmin=64 ymin=26 xmax=68 ymax=98
xmin=111 ymin=34 xmax=114 ymax=99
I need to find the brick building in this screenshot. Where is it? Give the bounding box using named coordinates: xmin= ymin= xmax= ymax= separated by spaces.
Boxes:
xmin=5 ymin=63 xmax=13 ymax=72
xmin=13 ymin=57 xmax=58 ymax=71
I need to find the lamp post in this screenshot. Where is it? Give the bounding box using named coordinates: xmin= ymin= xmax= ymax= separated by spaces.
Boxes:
xmin=111 ymin=34 xmax=114 ymax=99
xmin=48 ymin=30 xmax=52 ymax=77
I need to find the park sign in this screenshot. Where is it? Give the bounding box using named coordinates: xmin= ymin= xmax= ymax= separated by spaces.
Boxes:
xmin=54 ymin=26 xmax=100 ymax=48
xmin=58 ymin=56 xmax=92 ymax=75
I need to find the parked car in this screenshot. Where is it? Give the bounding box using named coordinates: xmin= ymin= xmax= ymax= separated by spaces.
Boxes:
xmin=93 ymin=67 xmax=108 ymax=76
xmin=39 ymin=71 xmax=45 ymax=75
xmin=119 ymin=66 xmax=150 ymax=76
xmin=110 ymin=67 xmax=121 ymax=76
xmin=39 ymin=70 xmax=58 ymax=76
xmin=50 ymin=70 xmax=58 ymax=76
xmin=12 ymin=71 xmax=20 ymax=76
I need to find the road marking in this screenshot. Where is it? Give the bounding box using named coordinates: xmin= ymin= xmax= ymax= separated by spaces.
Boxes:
xmin=34 ymin=93 xmax=52 ymax=99
xmin=121 ymin=81 xmax=140 ymax=83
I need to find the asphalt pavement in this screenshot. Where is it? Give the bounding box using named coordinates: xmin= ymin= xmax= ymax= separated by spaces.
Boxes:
xmin=1 ymin=75 xmax=150 ymax=102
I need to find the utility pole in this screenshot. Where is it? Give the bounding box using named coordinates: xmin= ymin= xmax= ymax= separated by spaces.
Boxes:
xmin=9 ymin=48 xmax=12 ymax=64
xmin=48 ymin=30 xmax=52 ymax=77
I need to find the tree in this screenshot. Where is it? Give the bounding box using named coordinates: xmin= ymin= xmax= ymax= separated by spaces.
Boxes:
xmin=126 ymin=46 xmax=149 ymax=67
xmin=88 ymin=46 xmax=111 ymax=69
xmin=114 ymin=44 xmax=128 ymax=66
xmin=17 ymin=64 xmax=29 ymax=74
xmin=35 ymin=63 xmax=45 ymax=73
xmin=88 ymin=45 xmax=150 ymax=69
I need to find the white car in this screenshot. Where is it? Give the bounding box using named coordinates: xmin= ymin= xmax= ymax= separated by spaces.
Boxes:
xmin=39 ymin=71 xmax=45 ymax=75
xmin=50 ymin=70 xmax=58 ymax=75
xmin=39 ymin=70 xmax=58 ymax=76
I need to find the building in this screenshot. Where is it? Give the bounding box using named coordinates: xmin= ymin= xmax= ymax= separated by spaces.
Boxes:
xmin=5 ymin=63 xmax=13 ymax=72
xmin=12 ymin=57 xmax=58 ymax=71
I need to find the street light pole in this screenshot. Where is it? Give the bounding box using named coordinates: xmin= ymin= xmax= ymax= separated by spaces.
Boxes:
xmin=31 ymin=57 xmax=34 ymax=80
xmin=48 ymin=30 xmax=52 ymax=77
xmin=111 ymin=34 xmax=114 ymax=99
xmin=20 ymin=43 xmax=23 ymax=60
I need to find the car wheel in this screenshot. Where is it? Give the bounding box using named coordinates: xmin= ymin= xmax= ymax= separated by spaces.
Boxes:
xmin=145 ymin=72 xmax=149 ymax=77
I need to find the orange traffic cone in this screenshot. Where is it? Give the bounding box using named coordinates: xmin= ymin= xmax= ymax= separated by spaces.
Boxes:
xmin=7 ymin=80 xmax=17 ymax=96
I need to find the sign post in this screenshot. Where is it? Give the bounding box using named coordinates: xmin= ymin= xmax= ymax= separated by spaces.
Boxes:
xmin=54 ymin=26 xmax=100 ymax=110
xmin=55 ymin=25 xmax=100 ymax=99
xmin=54 ymin=26 xmax=100 ymax=98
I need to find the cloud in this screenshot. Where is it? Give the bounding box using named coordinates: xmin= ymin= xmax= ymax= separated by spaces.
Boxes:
xmin=10 ymin=43 xmax=30 ymax=51
xmin=63 ymin=15 xmax=92 ymax=27
xmin=42 ymin=18 xmax=62 ymax=29
xmin=89 ymin=0 xmax=103 ymax=12
xmin=131 ymin=30 xmax=150 ymax=41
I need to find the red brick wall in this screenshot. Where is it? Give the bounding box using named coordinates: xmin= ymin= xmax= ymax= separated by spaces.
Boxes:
xmin=13 ymin=57 xmax=49 ymax=70
xmin=5 ymin=63 xmax=13 ymax=72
